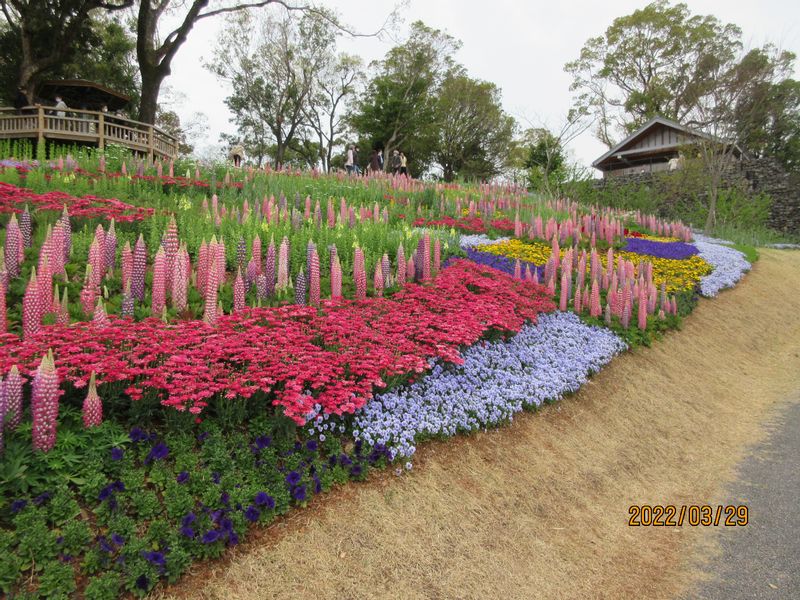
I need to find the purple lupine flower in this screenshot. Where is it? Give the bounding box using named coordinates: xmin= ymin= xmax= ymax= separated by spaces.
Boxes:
xmin=623 ymin=237 xmax=699 ymax=259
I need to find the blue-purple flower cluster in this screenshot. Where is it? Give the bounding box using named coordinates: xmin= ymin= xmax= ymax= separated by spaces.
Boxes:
xmin=623 ymin=237 xmax=699 ymax=259
xmin=693 ymin=240 xmax=751 ymax=297
xmin=353 ymin=312 xmax=627 ymax=459
xmin=462 ymin=247 xmax=546 ymax=280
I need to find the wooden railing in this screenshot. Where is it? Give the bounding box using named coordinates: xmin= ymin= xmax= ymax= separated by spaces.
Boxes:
xmin=0 ymin=106 xmax=178 ymax=159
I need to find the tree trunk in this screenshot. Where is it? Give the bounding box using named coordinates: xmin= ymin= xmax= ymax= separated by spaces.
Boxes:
xmin=704 ymin=179 xmax=718 ymax=232
xmin=138 ymin=71 xmax=165 ymax=124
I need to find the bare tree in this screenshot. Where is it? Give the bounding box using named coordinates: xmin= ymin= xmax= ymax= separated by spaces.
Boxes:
xmin=136 ymin=0 xmax=395 ymax=125
xmin=303 ymin=53 xmax=363 ymax=172
xmin=208 ymin=9 xmax=335 ymax=167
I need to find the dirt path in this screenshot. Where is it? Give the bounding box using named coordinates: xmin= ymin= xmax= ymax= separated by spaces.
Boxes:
xmin=157 ymin=249 xmax=800 ymax=600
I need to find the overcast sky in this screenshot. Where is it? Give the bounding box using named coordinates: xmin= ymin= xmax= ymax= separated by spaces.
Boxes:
xmin=164 ymin=0 xmax=800 ymax=173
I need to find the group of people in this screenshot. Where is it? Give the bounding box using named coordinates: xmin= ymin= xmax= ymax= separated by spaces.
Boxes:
xmin=346 ymin=145 xmax=408 ymax=176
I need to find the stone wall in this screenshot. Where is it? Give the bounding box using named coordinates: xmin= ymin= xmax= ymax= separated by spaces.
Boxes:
xmin=592 ymin=157 xmax=799 ymax=234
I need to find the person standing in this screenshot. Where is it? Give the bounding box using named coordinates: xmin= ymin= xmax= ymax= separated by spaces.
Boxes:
xmin=345 ymin=145 xmax=355 ymax=174
xmin=353 ymin=145 xmax=361 ymax=175
xmin=377 ymin=149 xmax=384 ymax=171
xmin=399 ymin=152 xmax=408 ymax=176
xmin=53 ymin=95 xmax=68 ymax=118
xmin=390 ymin=150 xmax=401 ymax=174
xmin=368 ymin=149 xmax=380 ymax=172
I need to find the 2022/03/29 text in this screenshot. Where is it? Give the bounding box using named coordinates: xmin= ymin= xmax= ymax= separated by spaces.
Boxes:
xmin=628 ymin=505 xmax=749 ymax=527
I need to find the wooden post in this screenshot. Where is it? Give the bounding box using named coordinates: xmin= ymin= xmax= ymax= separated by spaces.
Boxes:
xmin=36 ymin=105 xmax=44 ymax=147
xmin=147 ymin=125 xmax=154 ymax=162
xmin=98 ymin=113 xmax=105 ymax=150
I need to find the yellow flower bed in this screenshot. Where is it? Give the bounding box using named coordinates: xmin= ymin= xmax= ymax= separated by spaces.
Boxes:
xmin=633 ymin=233 xmax=682 ymax=243
xmin=476 ymin=239 xmax=712 ymax=293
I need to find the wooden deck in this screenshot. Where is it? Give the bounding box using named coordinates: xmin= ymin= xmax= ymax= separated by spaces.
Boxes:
xmin=0 ymin=106 xmax=178 ymax=159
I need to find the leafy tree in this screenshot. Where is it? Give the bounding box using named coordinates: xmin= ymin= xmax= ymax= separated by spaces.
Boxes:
xmin=208 ymin=9 xmax=336 ymax=167
xmin=565 ymin=0 xmax=744 ymax=146
xmin=0 ymin=0 xmax=133 ymax=102
xmin=351 ymin=21 xmax=461 ymax=175
xmin=433 ymin=74 xmax=514 ymax=182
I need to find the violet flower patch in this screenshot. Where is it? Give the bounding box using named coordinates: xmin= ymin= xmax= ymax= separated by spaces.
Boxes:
xmin=354 ymin=312 xmax=627 ymax=460
xmin=623 ymin=237 xmax=699 ymax=260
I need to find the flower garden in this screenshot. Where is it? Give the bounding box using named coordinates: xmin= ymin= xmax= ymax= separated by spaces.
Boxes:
xmin=0 ymin=154 xmax=753 ymax=599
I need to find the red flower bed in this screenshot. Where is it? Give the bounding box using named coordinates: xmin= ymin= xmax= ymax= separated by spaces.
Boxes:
xmin=0 ymin=182 xmax=153 ymax=222
xmin=413 ymin=216 xmax=486 ymax=233
xmin=0 ymin=261 xmax=555 ymax=423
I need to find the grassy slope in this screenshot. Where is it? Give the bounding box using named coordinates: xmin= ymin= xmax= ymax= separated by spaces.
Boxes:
xmin=155 ymin=249 xmax=800 ymax=600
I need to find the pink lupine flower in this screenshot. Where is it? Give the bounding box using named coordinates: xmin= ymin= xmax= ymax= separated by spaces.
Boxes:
xmin=327 ymin=197 xmax=335 ymax=228
xmin=621 ymin=298 xmax=631 ymax=329
xmin=423 ymin=234 xmax=431 ymax=280
xmin=152 ymin=247 xmax=166 ymax=316
xmin=120 ymin=240 xmax=133 ymax=292
xmin=309 ymin=248 xmax=320 ymax=307
xmin=330 ymin=254 xmax=342 ymax=299
xmin=354 ymin=247 xmax=367 ymax=300
xmin=132 ymin=234 xmax=147 ymax=301
xmin=104 ymin=219 xmax=117 ymax=275
xmin=4 ymin=213 xmax=22 ymax=279
xmin=163 ymin=216 xmax=179 ymax=293
xmin=396 ymin=244 xmax=406 ymax=287
xmin=373 ymin=261 xmax=384 ymax=297
xmin=513 ymin=259 xmax=522 ymax=280
xmin=88 ymin=238 xmax=104 ymax=287
xmin=56 ymin=287 xmax=69 ymax=325
xmin=381 ymin=254 xmax=391 ymax=289
xmin=590 ymin=279 xmax=601 ymax=317
xmin=93 ymin=297 xmax=110 ymax=327
xmin=559 ymin=271 xmax=569 ymax=311
xmin=264 ymin=238 xmax=276 ymax=297
xmin=31 ymin=351 xmax=60 ymax=452
xmin=573 ymin=287 xmax=582 ymax=313
xmin=433 ymin=238 xmax=441 ymax=274
xmin=23 ymin=268 xmax=42 ymax=339
xmin=407 ymin=252 xmax=416 ymax=282
xmin=252 ymin=234 xmax=262 ymax=275
xmin=197 ymin=240 xmax=209 ymax=295
xmin=203 ymin=255 xmax=219 ymax=325
xmin=172 ymin=246 xmax=188 ymax=311
xmin=37 ymin=256 xmax=52 ymax=315
xmin=637 ymin=288 xmax=648 ymax=330
xmin=277 ymin=236 xmax=290 ymax=290
xmin=0 ymin=275 xmax=6 ymax=334
xmin=233 ymin=268 xmax=245 ymax=312
xmin=20 ymin=205 xmax=32 ymax=248
xmin=4 ymin=366 xmax=23 ymax=430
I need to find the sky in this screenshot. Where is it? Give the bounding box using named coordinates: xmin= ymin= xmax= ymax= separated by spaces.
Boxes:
xmin=164 ymin=0 xmax=800 ymax=173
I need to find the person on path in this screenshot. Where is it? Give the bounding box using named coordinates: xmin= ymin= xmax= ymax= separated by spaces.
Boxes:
xmin=399 ymin=152 xmax=408 ymax=176
xmin=345 ymin=145 xmax=355 ymax=174
xmin=390 ymin=149 xmax=401 ymax=174
xmin=369 ymin=149 xmax=380 ymax=172
xmin=353 ymin=145 xmax=362 ymax=175
xmin=377 ymin=149 xmax=384 ymax=171
xmin=230 ymin=142 xmax=245 ymax=167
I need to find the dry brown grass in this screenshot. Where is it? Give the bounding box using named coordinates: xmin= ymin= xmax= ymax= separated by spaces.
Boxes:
xmin=155 ymin=249 xmax=800 ymax=600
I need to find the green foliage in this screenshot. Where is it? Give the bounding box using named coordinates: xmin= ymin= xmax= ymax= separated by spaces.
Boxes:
xmin=433 ymin=74 xmax=515 ymax=181
xmin=351 ymin=21 xmax=462 ymax=175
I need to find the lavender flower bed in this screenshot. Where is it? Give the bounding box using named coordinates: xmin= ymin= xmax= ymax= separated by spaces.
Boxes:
xmin=623 ymin=237 xmax=699 ymax=259
xmin=353 ymin=312 xmax=627 ymax=459
xmin=694 ymin=240 xmax=751 ymax=297
xmin=461 ymin=247 xmax=546 ymax=280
